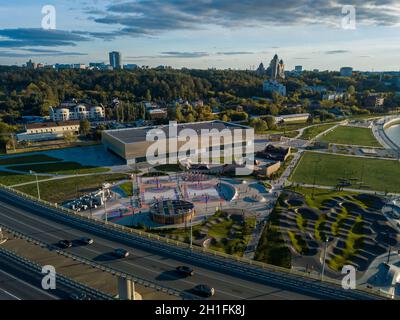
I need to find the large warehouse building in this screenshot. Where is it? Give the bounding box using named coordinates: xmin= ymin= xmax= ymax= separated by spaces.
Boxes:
xmin=102 ymin=120 xmax=253 ymax=165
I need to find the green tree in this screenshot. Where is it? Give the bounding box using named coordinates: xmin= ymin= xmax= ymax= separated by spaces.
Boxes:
xmin=79 ymin=119 xmax=91 ymax=136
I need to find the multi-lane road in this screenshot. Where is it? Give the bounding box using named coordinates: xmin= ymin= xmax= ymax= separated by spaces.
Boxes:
xmin=0 ymin=267 xmax=57 ymax=300
xmin=0 ymin=188 xmax=384 ymax=300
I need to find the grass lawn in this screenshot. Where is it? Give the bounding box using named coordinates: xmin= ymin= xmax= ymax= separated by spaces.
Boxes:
xmin=7 ymin=161 xmax=109 ymax=175
xmin=319 ymin=126 xmax=381 ymax=147
xmin=300 ymin=123 xmax=336 ymax=140
xmin=0 ymin=170 xmax=47 ymax=186
xmin=14 ymin=173 xmax=127 ymax=204
xmin=0 ymin=154 xmax=61 ymax=166
xmin=154 ymin=164 xmax=182 ymax=172
xmin=291 ymin=152 xmax=400 ymax=193
xmin=150 ymin=211 xmax=256 ymax=256
xmin=254 ymin=197 xmax=292 ymax=268
xmin=119 ymin=181 xmax=133 ymax=196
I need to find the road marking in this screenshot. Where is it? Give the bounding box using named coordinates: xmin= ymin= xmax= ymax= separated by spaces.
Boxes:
xmin=0 ymin=268 xmax=56 ymax=300
xmin=0 ymin=288 xmax=21 ymax=300
xmin=0 ymin=201 xmax=302 ymax=300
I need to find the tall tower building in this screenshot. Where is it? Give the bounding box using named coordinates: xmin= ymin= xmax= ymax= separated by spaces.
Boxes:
xmin=109 ymin=51 xmax=122 ymax=70
xmin=267 ymin=54 xmax=285 ymax=79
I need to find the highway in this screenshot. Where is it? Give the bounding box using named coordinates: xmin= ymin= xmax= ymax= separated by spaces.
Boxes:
xmin=0 ymin=189 xmax=383 ymax=300
xmin=0 ymin=267 xmax=58 ymax=300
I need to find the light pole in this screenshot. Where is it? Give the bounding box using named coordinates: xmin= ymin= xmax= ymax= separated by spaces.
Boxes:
xmin=103 ymin=190 xmax=108 ymax=223
xmin=30 ymin=170 xmax=40 ymax=200
xmin=321 ymin=237 xmax=329 ymax=281
xmin=190 ymin=215 xmax=193 ymax=250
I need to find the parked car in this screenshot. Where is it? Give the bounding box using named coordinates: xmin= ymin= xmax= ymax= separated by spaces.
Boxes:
xmin=78 ymin=237 xmax=94 ymax=245
xmin=113 ymin=248 xmax=130 ymax=258
xmin=58 ymin=240 xmax=72 ymax=249
xmin=176 ymin=266 xmax=194 ymax=277
xmin=192 ymin=285 xmax=215 ymax=297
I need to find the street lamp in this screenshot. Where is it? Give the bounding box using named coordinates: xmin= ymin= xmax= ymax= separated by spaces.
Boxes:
xmin=30 ymin=170 xmax=40 ymax=200
xmin=190 ymin=214 xmax=193 ymax=250
xmin=102 ymin=189 xmax=108 ymax=223
xmin=321 ymin=237 xmax=329 ymax=281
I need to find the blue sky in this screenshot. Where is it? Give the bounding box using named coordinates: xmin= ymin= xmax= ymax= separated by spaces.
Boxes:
xmin=0 ymin=0 xmax=399 ymax=70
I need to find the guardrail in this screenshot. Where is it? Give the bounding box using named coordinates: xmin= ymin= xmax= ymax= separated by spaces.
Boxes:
xmin=0 ymin=184 xmax=392 ymax=300
xmin=0 ymin=223 xmax=200 ymax=300
xmin=0 ymin=246 xmax=113 ymax=300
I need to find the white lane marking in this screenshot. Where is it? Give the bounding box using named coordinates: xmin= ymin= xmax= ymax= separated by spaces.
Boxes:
xmin=0 ymin=268 xmax=56 ymax=299
xmin=0 ymin=288 xmax=21 ymax=300
xmin=0 ymin=203 xmax=297 ymax=300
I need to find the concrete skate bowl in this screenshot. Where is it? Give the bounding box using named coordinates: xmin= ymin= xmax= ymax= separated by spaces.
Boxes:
xmin=287 ymin=232 xmax=318 ymax=256
xmin=287 ymin=199 xmax=304 ymax=207
xmin=354 ymin=194 xmax=385 ymax=210
xmin=297 ymin=207 xmax=319 ymax=221
xmin=217 ymin=182 xmax=236 ymax=202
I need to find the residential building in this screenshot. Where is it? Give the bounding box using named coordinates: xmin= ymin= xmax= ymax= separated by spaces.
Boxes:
xmin=109 ymin=51 xmax=122 ymax=69
xmin=16 ymin=121 xmax=80 ymax=142
xmin=322 ymin=92 xmax=349 ymax=101
xmin=124 ymin=64 xmax=138 ymax=70
xmin=26 ymin=59 xmax=37 ymax=69
xmin=263 ymin=80 xmax=287 ymax=96
xmin=267 ymin=54 xmax=285 ymax=79
xmin=365 ymin=94 xmax=385 ymax=107
xmin=274 ymin=113 xmax=310 ymax=123
xmin=340 ymin=67 xmax=353 ymax=77
xmin=256 ymin=62 xmax=266 ymax=76
xmin=49 ymin=102 xmax=105 ymax=122
xmin=294 ymin=65 xmax=303 ymax=73
xmin=148 ymin=109 xmax=168 ymax=120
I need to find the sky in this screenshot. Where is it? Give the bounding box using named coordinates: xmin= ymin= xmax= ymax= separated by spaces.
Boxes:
xmin=0 ymin=0 xmax=399 ymax=71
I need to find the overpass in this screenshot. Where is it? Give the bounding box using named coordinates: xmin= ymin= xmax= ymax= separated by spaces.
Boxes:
xmin=0 ymin=186 xmax=389 ymax=300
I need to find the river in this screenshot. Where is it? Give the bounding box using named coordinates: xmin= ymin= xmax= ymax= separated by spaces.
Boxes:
xmin=385 ymin=124 xmax=400 ymax=147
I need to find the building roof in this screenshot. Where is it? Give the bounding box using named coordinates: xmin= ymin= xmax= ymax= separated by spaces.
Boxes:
xmin=103 ymin=120 xmax=250 ymax=144
xmin=26 ymin=121 xmax=80 ymax=129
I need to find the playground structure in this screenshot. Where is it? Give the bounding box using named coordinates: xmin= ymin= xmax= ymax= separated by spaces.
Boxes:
xmin=137 ymin=172 xmax=236 ymax=210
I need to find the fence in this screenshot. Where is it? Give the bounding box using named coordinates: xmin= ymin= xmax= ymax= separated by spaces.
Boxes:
xmin=0 ymin=223 xmax=200 ymax=300
xmin=0 ymin=245 xmax=113 ymax=300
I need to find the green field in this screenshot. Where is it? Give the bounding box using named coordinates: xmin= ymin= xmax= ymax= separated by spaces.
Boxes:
xmin=290 ymin=152 xmax=400 ymax=193
xmin=300 ymin=123 xmax=336 ymax=140
xmin=0 ymin=171 xmax=47 ymax=186
xmin=119 ymin=181 xmax=133 ymax=196
xmin=150 ymin=211 xmax=256 ymax=256
xmin=7 ymin=161 xmax=109 ymax=175
xmin=15 ymin=173 xmax=127 ymax=204
xmin=319 ymin=126 xmax=381 ymax=147
xmin=0 ymin=154 xmax=61 ymax=166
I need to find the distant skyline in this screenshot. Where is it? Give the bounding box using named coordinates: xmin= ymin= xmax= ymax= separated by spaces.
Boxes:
xmin=0 ymin=1 xmax=399 ymax=71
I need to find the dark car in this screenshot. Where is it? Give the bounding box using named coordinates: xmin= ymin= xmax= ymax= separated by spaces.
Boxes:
xmin=176 ymin=266 xmax=194 ymax=277
xmin=70 ymin=292 xmax=91 ymax=300
xmin=58 ymin=240 xmax=72 ymax=249
xmin=113 ymin=248 xmax=130 ymax=258
xmin=78 ymin=237 xmax=94 ymax=245
xmin=192 ymin=285 xmax=215 ymax=298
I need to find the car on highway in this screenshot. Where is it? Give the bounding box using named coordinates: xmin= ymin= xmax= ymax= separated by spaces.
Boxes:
xmin=78 ymin=237 xmax=94 ymax=245
xmin=70 ymin=292 xmax=91 ymax=300
xmin=176 ymin=266 xmax=194 ymax=277
xmin=113 ymin=248 xmax=130 ymax=258
xmin=58 ymin=240 xmax=72 ymax=248
xmin=192 ymin=284 xmax=215 ymax=298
